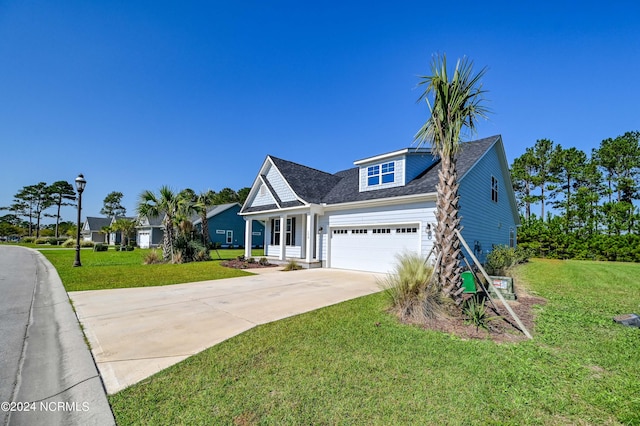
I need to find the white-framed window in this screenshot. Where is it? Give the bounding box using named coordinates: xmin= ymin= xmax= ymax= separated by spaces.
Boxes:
xmin=381 ymin=162 xmax=395 ymax=183
xmin=491 ymin=176 xmax=499 ymax=203
xmin=367 ymin=162 xmax=395 ymax=186
xmin=285 ymin=217 xmax=296 ymax=246
xmin=509 ymin=227 xmax=515 ymax=248
xmin=351 ymin=229 xmax=368 ymax=234
xmin=367 ymin=165 xmax=380 ymax=185
xmin=270 ymin=219 xmax=280 ymax=245
xmin=271 ymin=218 xmax=296 ymax=245
xmin=226 ymin=230 xmax=233 ymax=244
xmin=333 ymin=229 xmax=348 ymax=234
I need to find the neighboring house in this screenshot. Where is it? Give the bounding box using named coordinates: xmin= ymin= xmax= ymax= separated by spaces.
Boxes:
xmin=81 ymin=217 xmax=112 ymax=243
xmin=136 ymin=215 xmax=164 ymax=249
xmin=108 ymin=216 xmax=137 ymax=245
xmin=240 ymin=135 xmax=520 ymax=273
xmin=192 ymin=203 xmax=264 ymax=248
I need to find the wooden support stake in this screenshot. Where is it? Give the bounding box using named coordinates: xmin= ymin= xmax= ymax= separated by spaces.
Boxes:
xmin=455 ymin=229 xmax=532 ymax=339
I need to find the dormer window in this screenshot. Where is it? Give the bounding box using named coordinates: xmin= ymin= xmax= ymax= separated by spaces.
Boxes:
xmin=381 ymin=162 xmax=395 ymax=183
xmin=367 ymin=161 xmax=395 ymax=186
xmin=367 ymin=165 xmax=380 ymax=185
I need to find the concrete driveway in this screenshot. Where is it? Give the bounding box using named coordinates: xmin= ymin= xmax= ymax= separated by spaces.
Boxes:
xmin=69 ymin=268 xmax=383 ymax=394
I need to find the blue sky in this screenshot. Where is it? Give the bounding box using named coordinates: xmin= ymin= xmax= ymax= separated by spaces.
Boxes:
xmin=1 ymin=1 xmax=639 ymax=223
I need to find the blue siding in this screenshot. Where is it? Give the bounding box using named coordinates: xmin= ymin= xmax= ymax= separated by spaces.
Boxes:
xmin=405 ymin=153 xmax=437 ymax=183
xmin=205 ymin=205 xmax=265 ymax=248
xmin=458 ymin=143 xmax=518 ymax=262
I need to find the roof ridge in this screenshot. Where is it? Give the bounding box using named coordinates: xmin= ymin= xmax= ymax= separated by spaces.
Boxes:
xmin=268 ymin=155 xmax=338 ymax=178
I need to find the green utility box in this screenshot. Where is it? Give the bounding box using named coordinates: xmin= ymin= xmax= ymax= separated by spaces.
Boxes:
xmin=461 ymin=271 xmax=477 ymax=293
xmin=488 ymin=276 xmax=517 ymax=300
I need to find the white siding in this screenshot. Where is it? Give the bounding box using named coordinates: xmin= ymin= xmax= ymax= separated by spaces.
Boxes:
xmin=265 ymin=245 xmax=302 ymax=258
xmin=317 ymin=200 xmax=437 ymax=265
xmin=267 ymin=166 xmax=297 ymax=202
xmin=250 ymin=183 xmax=276 ymax=207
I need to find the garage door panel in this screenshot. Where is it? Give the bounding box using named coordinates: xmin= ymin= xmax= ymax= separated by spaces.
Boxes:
xmin=330 ymin=225 xmax=420 ymax=273
xmin=139 ymin=232 xmax=151 ymax=249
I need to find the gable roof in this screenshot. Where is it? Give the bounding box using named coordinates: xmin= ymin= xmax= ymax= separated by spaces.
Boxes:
xmin=269 ymin=156 xmax=343 ymax=204
xmin=192 ymin=203 xmax=240 ymax=225
xmin=241 ymin=135 xmax=502 ymax=213
xmin=110 ymin=216 xmax=136 ymax=226
xmin=84 ymin=217 xmax=112 ymax=231
xmin=137 ymin=214 xmax=164 ymax=228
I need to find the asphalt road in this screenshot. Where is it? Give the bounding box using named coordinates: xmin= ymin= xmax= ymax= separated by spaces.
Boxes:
xmin=0 ymin=246 xmax=114 ymax=426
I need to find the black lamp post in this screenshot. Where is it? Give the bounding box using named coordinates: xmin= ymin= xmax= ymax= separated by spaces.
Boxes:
xmin=73 ymin=174 xmax=86 ymax=267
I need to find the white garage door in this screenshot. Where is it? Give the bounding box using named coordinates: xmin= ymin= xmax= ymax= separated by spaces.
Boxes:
xmin=329 ymin=225 xmax=420 ymax=273
xmin=139 ymin=231 xmax=150 ymax=249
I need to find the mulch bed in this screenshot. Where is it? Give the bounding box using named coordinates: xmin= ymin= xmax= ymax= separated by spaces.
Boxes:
xmin=220 ymin=259 xmax=279 ymax=269
xmin=419 ymin=289 xmax=547 ymax=343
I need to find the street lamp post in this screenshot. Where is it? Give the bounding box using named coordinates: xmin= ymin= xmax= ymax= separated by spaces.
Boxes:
xmin=74 ymin=174 xmax=86 ymax=267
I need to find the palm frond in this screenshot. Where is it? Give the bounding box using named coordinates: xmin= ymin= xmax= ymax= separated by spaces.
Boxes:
xmin=414 ymin=54 xmax=489 ymax=157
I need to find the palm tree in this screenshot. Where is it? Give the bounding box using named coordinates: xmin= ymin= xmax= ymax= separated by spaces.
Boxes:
xmin=414 ymin=54 xmax=488 ymax=304
xmin=100 ymin=225 xmax=112 ymax=245
xmin=194 ymin=190 xmax=216 ymax=246
xmin=112 ymin=218 xmax=137 ymax=248
xmin=137 ymin=186 xmax=182 ymax=262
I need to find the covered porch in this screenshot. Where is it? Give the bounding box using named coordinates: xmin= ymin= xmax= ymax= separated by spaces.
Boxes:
xmin=243 ymin=207 xmax=323 ymax=267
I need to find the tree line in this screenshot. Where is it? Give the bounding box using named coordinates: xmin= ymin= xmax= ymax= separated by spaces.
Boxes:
xmin=511 ymin=131 xmax=640 ymax=260
xmin=1 ymin=181 xmax=77 ymax=238
xmin=1 ymin=183 xmax=250 ymax=241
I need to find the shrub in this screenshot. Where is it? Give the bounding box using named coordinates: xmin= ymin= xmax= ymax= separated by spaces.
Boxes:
xmin=193 ymin=246 xmax=210 ymax=262
xmin=62 ymin=238 xmax=75 ymax=247
xmin=173 ymin=235 xmax=210 ymax=263
xmin=143 ymin=250 xmax=163 ymax=264
xmin=462 ymin=294 xmax=500 ymax=332
xmin=282 ymin=259 xmax=302 ymax=271
xmin=378 ymin=252 xmax=441 ymax=323
xmin=485 ymin=245 xmax=531 ymax=276
xmin=94 ymin=243 xmax=108 ymax=252
xmin=80 ymin=240 xmax=94 ymax=248
xmin=258 ymin=257 xmax=270 ymax=266
xmin=21 ymin=237 xmax=35 ymax=243
xmin=247 ymin=257 xmax=256 ymax=264
xmin=47 ymin=237 xmax=59 ymax=245
xmin=35 ymin=238 xmax=48 ymax=245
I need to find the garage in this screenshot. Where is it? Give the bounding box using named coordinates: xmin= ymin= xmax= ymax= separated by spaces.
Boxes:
xmin=329 ymin=224 xmax=420 ymax=273
xmin=138 ymin=231 xmax=150 ymax=249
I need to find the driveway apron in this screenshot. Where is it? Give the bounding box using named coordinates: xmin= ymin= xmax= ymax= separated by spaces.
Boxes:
xmin=69 ymin=268 xmax=383 ymax=394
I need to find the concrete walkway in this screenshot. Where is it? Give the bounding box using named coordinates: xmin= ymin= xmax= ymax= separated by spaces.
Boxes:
xmin=69 ymin=268 xmax=383 ymax=394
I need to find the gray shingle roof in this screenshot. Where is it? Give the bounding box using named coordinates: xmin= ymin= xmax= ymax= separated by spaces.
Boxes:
xmin=243 ymin=135 xmax=500 ymax=212
xmin=269 ymin=156 xmax=343 ymax=203
xmin=85 ymin=217 xmax=111 ymax=230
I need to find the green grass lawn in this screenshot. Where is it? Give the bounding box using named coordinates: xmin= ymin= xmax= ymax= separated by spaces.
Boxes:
xmin=40 ymin=248 xmax=262 ymax=291
xmin=109 ymin=259 xmax=640 ymax=425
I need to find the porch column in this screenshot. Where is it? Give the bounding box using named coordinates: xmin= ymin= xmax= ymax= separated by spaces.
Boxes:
xmin=244 ymin=219 xmax=252 ymax=259
xmin=305 ymin=212 xmax=315 ymax=262
xmin=279 ymin=214 xmax=287 ymax=261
